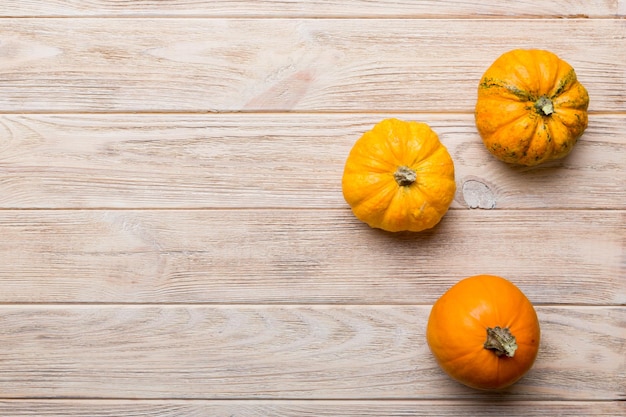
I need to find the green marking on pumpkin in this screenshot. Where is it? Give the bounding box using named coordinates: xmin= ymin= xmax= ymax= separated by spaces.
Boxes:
xmin=506 ymin=85 xmax=531 ymax=100
xmin=479 ymin=77 xmax=500 ymax=89
xmin=551 ymin=69 xmax=576 ymax=98
xmin=479 ymin=77 xmax=534 ymax=102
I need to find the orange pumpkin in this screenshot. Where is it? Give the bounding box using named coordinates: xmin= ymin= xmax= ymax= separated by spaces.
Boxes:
xmin=475 ymin=49 xmax=589 ymax=166
xmin=341 ymin=118 xmax=456 ymax=232
xmin=426 ymin=275 xmax=540 ymax=390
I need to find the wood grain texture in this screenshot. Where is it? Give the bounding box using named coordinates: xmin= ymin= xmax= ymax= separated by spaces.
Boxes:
xmin=0 ymin=209 xmax=623 ymax=305
xmin=1 ymin=3 xmax=624 ymax=414
xmin=0 ymin=400 xmax=623 ymax=416
xmin=0 ymin=0 xmax=621 ymax=17
xmin=0 ymin=305 xmax=623 ymax=400
xmin=0 ymin=19 xmax=624 ymax=112
xmin=0 ymin=114 xmax=623 ymax=209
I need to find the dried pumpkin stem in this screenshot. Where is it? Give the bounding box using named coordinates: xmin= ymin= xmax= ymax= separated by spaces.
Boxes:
xmin=394 ymin=166 xmax=417 ymax=187
xmin=535 ymin=96 xmax=554 ymax=116
xmin=484 ymin=326 xmax=518 ymax=358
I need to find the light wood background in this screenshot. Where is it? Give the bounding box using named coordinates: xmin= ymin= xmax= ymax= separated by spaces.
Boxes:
xmin=0 ymin=1 xmax=624 ymax=416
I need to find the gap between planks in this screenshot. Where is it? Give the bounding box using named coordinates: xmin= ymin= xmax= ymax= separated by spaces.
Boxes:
xmin=0 ymin=303 xmax=623 ymax=307
xmin=0 ymin=110 xmax=623 ymax=115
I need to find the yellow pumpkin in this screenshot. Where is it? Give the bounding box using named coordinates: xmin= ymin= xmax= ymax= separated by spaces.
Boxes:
xmin=341 ymin=118 xmax=456 ymax=232
xmin=475 ymin=49 xmax=589 ymax=166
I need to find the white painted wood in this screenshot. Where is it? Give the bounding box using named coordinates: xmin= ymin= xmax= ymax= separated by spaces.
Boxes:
xmin=0 ymin=400 xmax=623 ymax=416
xmin=0 ymin=4 xmax=624 ymax=413
xmin=0 ymin=210 xmax=622 ymax=305
xmin=0 ymin=1 xmax=620 ymax=17
xmin=0 ymin=19 xmax=623 ymax=112
xmin=0 ymin=306 xmax=623 ymax=400
xmin=0 ymin=114 xmax=623 ymax=209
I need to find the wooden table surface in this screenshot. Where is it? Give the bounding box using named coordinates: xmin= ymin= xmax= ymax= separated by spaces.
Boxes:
xmin=0 ymin=1 xmax=624 ymax=416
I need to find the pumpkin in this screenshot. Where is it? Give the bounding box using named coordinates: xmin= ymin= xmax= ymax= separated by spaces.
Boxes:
xmin=341 ymin=118 xmax=456 ymax=232
xmin=475 ymin=49 xmax=589 ymax=166
xmin=426 ymin=275 xmax=540 ymax=390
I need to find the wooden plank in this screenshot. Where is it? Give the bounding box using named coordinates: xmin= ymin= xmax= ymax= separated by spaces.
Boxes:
xmin=0 ymin=114 xmax=623 ymax=209
xmin=0 ymin=19 xmax=623 ymax=112
xmin=0 ymin=400 xmax=623 ymax=416
xmin=0 ymin=305 xmax=623 ymax=399
xmin=0 ymin=0 xmax=618 ymax=17
xmin=0 ymin=209 xmax=622 ymax=305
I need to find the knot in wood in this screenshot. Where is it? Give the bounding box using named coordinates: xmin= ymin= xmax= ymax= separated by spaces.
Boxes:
xmin=462 ymin=179 xmax=496 ymax=209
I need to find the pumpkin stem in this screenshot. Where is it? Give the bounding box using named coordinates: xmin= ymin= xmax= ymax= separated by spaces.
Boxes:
xmin=535 ymin=96 xmax=554 ymax=116
xmin=484 ymin=326 xmax=518 ymax=358
xmin=394 ymin=166 xmax=417 ymax=187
